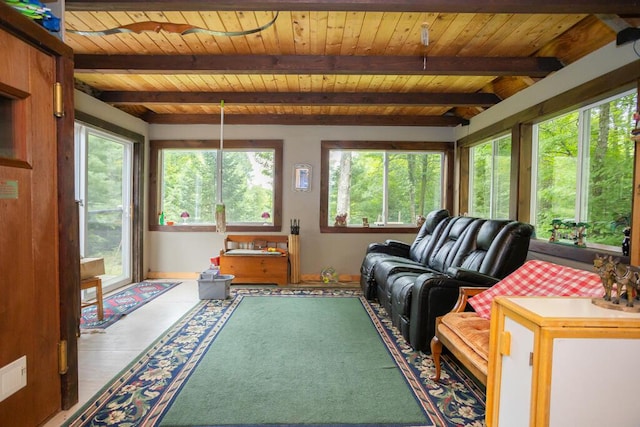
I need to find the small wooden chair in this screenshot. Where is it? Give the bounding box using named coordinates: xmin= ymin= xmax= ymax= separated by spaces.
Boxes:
xmin=80 ymin=276 xmax=104 ymax=320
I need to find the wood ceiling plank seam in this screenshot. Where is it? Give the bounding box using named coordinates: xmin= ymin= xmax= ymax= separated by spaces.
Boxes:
xmin=236 ymin=11 xmax=267 ymax=55
xmin=285 ymin=74 xmax=301 ymax=92
xmin=235 ymin=74 xmax=258 ymax=92
xmin=309 ymin=11 xmax=329 ymax=55
xmin=318 ymin=74 xmax=336 ymax=92
xmin=354 ymin=11 xmax=384 ymax=55
xmin=201 ymin=11 xmax=237 ymax=53
xmin=536 ymin=15 xmax=615 ymax=64
xmin=445 ymin=13 xmax=498 ymax=56
xmin=178 ymin=74 xmax=204 ymax=92
xmin=457 ymin=13 xmax=513 ymax=56
xmin=383 ymin=12 xmax=421 ymax=55
xmin=325 ymin=12 xmax=347 ymax=56
xmin=339 ymin=11 xmax=365 ymax=55
xmin=193 ymin=11 xmax=224 ymax=54
xmin=273 ymin=11 xmax=296 ymax=54
xmin=218 ymin=11 xmax=253 ymax=55
xmin=259 ymin=11 xmax=282 ymax=53
xmin=271 ymin=74 xmax=289 ymax=92
xmin=254 ymin=11 xmax=279 ymax=54
xmin=291 ymin=11 xmax=312 ymax=55
xmin=464 ymin=13 xmax=525 ymax=56
xmin=365 ymin=74 xmax=388 ymax=92
xmin=70 ymin=11 xmax=128 ymax=53
xmin=138 ymin=12 xmax=191 ymax=54
xmin=370 ymin=12 xmax=403 ymax=54
xmin=420 ymin=12 xmax=458 ymax=56
xmin=526 ymin=14 xmax=586 ymax=49
xmin=245 ymin=75 xmax=266 ymax=92
xmin=485 ymin=14 xmax=555 ymax=57
xmin=178 ymin=11 xmax=219 ymax=54
xmin=345 ymin=74 xmax=365 ymax=92
xmin=297 ymin=74 xmax=313 ymax=92
xmin=503 ymin=14 xmax=575 ymax=55
xmin=160 ymin=11 xmax=205 ymax=54
xmin=434 ymin=13 xmax=483 ymax=56
xmin=116 ymin=11 xmax=161 ymax=54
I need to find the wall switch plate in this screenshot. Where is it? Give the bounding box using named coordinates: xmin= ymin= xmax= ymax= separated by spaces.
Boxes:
xmin=0 ymin=356 xmax=27 ymax=403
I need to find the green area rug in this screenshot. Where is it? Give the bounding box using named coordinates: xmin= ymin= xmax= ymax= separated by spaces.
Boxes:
xmin=65 ymin=288 xmax=486 ymax=426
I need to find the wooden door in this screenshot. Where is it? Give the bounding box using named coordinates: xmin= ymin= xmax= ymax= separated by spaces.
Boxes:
xmin=0 ymin=27 xmax=62 ymax=426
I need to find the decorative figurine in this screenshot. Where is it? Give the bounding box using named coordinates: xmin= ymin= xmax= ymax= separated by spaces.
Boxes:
xmin=334 ymin=213 xmax=347 ymax=227
xmin=622 ymin=227 xmax=630 ymax=256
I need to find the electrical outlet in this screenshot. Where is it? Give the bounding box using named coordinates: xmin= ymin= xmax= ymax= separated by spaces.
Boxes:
xmin=0 ymin=356 xmax=27 ymax=403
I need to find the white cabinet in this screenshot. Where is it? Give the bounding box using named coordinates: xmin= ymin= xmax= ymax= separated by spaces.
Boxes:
xmin=486 ymin=297 xmax=640 ymax=427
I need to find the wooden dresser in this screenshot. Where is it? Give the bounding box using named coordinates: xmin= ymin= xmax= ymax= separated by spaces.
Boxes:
xmin=219 ymin=235 xmax=289 ymax=286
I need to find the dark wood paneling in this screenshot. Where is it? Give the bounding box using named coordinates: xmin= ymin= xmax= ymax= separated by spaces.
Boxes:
xmin=65 ymin=0 xmax=640 ymax=14
xmin=75 ymin=54 xmax=563 ymax=77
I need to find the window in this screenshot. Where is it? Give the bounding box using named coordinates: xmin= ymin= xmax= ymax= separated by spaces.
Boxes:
xmin=532 ymin=90 xmax=637 ymax=249
xmin=320 ymin=141 xmax=452 ymax=232
xmin=150 ymin=140 xmax=283 ymax=231
xmin=469 ymin=135 xmax=511 ymax=219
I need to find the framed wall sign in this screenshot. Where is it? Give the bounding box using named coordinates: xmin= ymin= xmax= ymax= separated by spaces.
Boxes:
xmin=294 ymin=163 xmax=311 ymax=192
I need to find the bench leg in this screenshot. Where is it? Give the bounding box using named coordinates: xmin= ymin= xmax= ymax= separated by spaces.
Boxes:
xmin=431 ymin=335 xmax=442 ymax=382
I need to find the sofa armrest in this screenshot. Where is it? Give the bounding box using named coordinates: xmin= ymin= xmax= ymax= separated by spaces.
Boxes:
xmin=384 ymin=239 xmax=411 ymax=249
xmin=446 ymin=267 xmax=500 ymax=286
xmin=365 ymin=242 xmax=410 ymax=258
xmin=450 ymin=286 xmax=490 ymax=313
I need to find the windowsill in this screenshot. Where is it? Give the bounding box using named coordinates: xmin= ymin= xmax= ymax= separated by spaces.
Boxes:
xmin=528 ymin=239 xmax=628 ymax=265
xmin=150 ymin=224 xmax=281 ymax=232
xmin=320 ymin=225 xmax=419 ymax=233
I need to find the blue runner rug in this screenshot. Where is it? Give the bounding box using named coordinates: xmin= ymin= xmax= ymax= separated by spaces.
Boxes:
xmin=80 ymin=281 xmax=182 ymax=329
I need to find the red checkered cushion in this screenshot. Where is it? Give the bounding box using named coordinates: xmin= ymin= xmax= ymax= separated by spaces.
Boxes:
xmin=468 ymin=260 xmax=604 ymax=319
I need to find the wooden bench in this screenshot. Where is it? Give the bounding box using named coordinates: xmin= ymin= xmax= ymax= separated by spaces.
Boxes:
xmin=219 ymin=235 xmax=289 ymax=286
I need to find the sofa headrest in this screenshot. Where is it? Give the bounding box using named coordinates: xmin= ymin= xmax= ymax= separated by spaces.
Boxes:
xmin=423 ymin=209 xmax=449 ymax=234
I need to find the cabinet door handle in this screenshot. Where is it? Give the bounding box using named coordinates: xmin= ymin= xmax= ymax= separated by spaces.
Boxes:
xmin=499 ymin=331 xmax=511 ymax=356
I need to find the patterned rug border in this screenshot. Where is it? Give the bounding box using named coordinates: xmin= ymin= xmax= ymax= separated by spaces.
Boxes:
xmin=64 ymin=288 xmax=486 ymax=427
xmin=80 ymin=281 xmax=183 ymax=329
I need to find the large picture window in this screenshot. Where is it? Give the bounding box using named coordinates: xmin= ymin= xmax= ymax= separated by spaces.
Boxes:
xmin=149 ymin=140 xmax=283 ymax=232
xmin=532 ymin=90 xmax=636 ymax=249
xmin=320 ymin=141 xmax=452 ymax=232
xmin=468 ymin=134 xmax=511 ymax=219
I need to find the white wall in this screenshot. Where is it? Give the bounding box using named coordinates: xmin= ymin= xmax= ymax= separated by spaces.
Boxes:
xmin=148 ymin=125 xmax=454 ymax=276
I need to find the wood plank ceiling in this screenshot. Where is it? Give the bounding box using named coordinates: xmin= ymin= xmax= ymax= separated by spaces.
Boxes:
xmin=64 ymin=0 xmax=639 ymax=126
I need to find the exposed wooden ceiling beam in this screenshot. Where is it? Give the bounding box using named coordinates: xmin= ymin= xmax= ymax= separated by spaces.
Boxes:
xmin=142 ymin=112 xmax=467 ymax=126
xmin=75 ymin=55 xmax=563 ymax=77
xmin=100 ymin=91 xmax=501 ymax=107
xmin=65 ymin=0 xmax=640 ymax=14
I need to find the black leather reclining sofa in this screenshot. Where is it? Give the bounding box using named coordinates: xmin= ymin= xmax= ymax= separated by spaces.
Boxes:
xmin=360 ymin=209 xmax=533 ymax=352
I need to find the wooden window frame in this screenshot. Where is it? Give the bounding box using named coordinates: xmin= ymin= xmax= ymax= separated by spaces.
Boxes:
xmin=319 ymin=140 xmax=454 ymax=233
xmin=149 ymin=139 xmax=283 ymax=232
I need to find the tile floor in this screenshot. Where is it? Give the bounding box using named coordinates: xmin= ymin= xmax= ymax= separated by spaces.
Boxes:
xmin=44 ymin=279 xmax=201 ymax=426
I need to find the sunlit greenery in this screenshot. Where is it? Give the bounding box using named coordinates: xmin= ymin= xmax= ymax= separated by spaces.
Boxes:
xmin=85 ymin=133 xmax=125 ymax=276
xmin=328 ymin=150 xmax=443 ymax=226
xmin=470 ymin=135 xmax=511 ymax=219
xmin=160 ymin=149 xmax=274 ymax=225
xmin=535 ymin=91 xmax=636 ymax=248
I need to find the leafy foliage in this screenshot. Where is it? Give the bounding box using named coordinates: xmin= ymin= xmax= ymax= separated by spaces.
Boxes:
xmin=160 ymin=149 xmax=275 ymax=224
xmin=535 ymin=92 xmax=636 ymax=247
xmin=328 ymin=150 xmax=442 ymax=225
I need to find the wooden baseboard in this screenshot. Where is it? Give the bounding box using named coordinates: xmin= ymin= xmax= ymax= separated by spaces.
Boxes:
xmin=146 ymin=272 xmax=362 ymax=284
